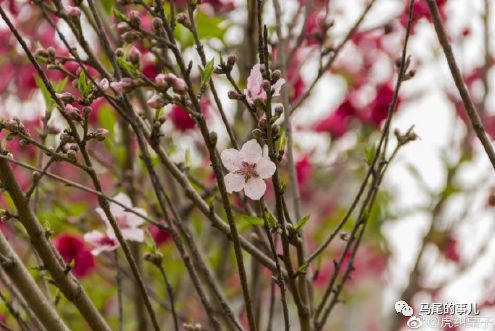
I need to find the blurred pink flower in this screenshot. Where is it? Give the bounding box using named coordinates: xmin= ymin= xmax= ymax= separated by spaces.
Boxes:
xmin=245 ymin=64 xmax=285 ymax=105
xmin=444 ymin=236 xmax=460 ymax=262
xmin=84 ymin=230 xmax=119 ymax=256
xmin=221 ymin=139 xmax=276 ymax=200
xmin=363 ymin=83 xmax=400 ymax=127
xmin=296 ymin=155 xmax=313 ymax=187
xmin=96 ymin=193 xmax=146 ymax=243
xmin=55 ymin=233 xmax=95 ymax=277
xmin=150 ymin=225 xmax=172 ymax=246
xmin=170 ymin=105 xmax=196 ymax=131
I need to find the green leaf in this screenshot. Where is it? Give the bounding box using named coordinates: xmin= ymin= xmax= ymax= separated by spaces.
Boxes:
xmin=54 ymin=77 xmax=68 ymax=93
xmin=101 ymin=0 xmax=114 ymax=14
xmin=264 ymin=210 xmax=278 ymax=231
xmin=117 ymin=57 xmax=139 ymax=76
xmin=199 ymin=59 xmax=215 ymax=88
xmin=294 ymin=215 xmax=310 ymax=232
xmin=174 ymin=12 xmax=230 ymax=49
xmin=238 ymin=214 xmax=264 ymax=226
xmin=113 ymin=9 xmax=127 ymax=22
xmin=97 ymin=106 xmax=116 ymax=137
xmin=184 ymin=149 xmax=192 ymax=169
xmin=277 ymin=129 xmax=287 ymax=152
xmin=34 ymin=76 xmax=54 ymax=111
xmin=364 ymin=143 xmax=376 ymax=166
xmin=77 ymin=70 xmax=93 ymax=98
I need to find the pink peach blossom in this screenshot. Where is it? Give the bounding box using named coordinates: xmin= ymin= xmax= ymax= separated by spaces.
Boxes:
xmin=245 ymin=64 xmax=285 ymax=105
xmin=221 ymin=139 xmax=276 ymax=200
xmin=95 ymin=193 xmax=146 ymax=243
xmin=84 ymin=230 xmax=119 ymax=256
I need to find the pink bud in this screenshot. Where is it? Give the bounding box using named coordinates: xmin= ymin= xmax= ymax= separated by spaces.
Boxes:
xmin=172 ymin=78 xmax=187 ymax=94
xmin=116 ymin=22 xmax=130 ymax=34
xmin=65 ymin=104 xmax=82 ymax=121
xmin=128 ymin=10 xmax=139 ymax=20
xmin=66 ymin=6 xmax=81 ymax=18
xmin=147 ymin=94 xmax=166 ymax=109
xmin=127 ymin=46 xmax=141 ymax=65
xmin=155 ymin=73 xmax=169 ymax=88
xmin=56 ymin=92 xmax=75 ymax=103
xmin=110 ymin=81 xmax=125 ymax=93
xmin=93 ymin=128 xmax=109 ymax=141
xmin=98 ymin=78 xmax=109 ymax=91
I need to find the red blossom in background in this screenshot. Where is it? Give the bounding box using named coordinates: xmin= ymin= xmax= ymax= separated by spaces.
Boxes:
xmin=150 ymin=225 xmax=172 ymax=246
xmin=54 ymin=233 xmax=95 ymax=278
xmin=296 ymin=155 xmax=313 ymax=188
xmin=443 ymin=236 xmax=460 ymax=263
xmin=399 ymin=0 xmax=449 ymax=34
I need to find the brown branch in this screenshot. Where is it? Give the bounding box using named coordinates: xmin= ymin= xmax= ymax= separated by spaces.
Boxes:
xmin=0 ymin=232 xmax=70 ymax=331
xmin=0 ymin=155 xmax=112 ymax=331
xmin=425 ymin=0 xmax=495 ymax=171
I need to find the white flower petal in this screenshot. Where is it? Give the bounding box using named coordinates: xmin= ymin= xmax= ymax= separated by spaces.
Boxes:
xmin=247 ymin=64 xmax=263 ymax=92
xmin=125 ymin=208 xmax=146 ymax=227
xmin=111 ymin=193 xmax=132 ymax=215
xmin=224 ymin=173 xmax=245 ymax=193
xmin=83 ymin=230 xmax=105 ymax=245
xmin=240 ymin=139 xmax=262 ymax=164
xmin=113 ymin=192 xmax=132 ymax=206
xmin=272 ymin=78 xmax=286 ymax=97
xmin=84 ymin=230 xmax=119 ymax=256
xmin=221 ymin=148 xmax=242 ymax=172
xmin=244 ymin=177 xmax=267 ymax=200
xmin=256 ymin=157 xmax=276 ymax=179
xmin=122 ymin=228 xmax=145 ymax=242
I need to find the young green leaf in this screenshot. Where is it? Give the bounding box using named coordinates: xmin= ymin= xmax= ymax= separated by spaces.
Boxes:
xmin=34 ymin=75 xmax=54 ymax=111
xmin=238 ymin=214 xmax=265 ymax=226
xmin=264 ymin=210 xmax=278 ymax=231
xmin=199 ymin=59 xmax=215 ymax=88
xmin=294 ymin=215 xmax=310 ymax=232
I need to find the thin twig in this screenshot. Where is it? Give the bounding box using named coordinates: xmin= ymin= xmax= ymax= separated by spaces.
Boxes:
xmin=425 ymin=0 xmax=495 ymax=171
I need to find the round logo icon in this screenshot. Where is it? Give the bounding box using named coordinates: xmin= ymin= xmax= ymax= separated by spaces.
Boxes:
xmin=406 ymin=316 xmax=423 ymax=329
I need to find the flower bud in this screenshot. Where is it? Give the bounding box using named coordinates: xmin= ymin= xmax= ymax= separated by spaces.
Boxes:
xmin=116 ymin=22 xmax=130 ymax=34
xmin=274 ymin=105 xmax=284 ymax=116
xmin=65 ymin=104 xmax=82 ymax=121
xmin=115 ymin=48 xmax=125 ymax=57
xmin=47 ymin=47 xmax=56 ymax=58
xmin=32 ymin=171 xmax=41 ymax=181
xmin=227 ymin=54 xmax=237 ymax=67
xmin=209 ymin=131 xmax=218 ymax=145
xmin=57 ymin=92 xmax=75 ymax=104
xmin=177 ymin=13 xmax=191 ymax=29
xmin=258 ymin=116 xmax=267 ymax=128
xmin=60 ymin=132 xmax=72 ymax=144
xmin=127 ymin=46 xmax=141 ymax=65
xmin=66 ymin=149 xmax=77 ymax=161
xmin=47 ymin=125 xmax=61 ymax=135
xmin=66 ymin=5 xmax=81 ymax=19
xmin=172 ymin=78 xmax=187 ymax=94
xmin=271 ymin=70 xmax=282 ymax=82
xmin=121 ymin=31 xmax=138 ymax=43
xmin=272 ymin=124 xmax=280 ymax=135
xmin=98 ymin=78 xmax=109 ymax=91
xmin=93 ymin=128 xmax=109 ymax=141
xmin=152 ymin=17 xmax=163 ymax=31
xmin=147 ymin=94 xmax=166 ymax=109
xmin=128 ymin=10 xmax=140 ymax=27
